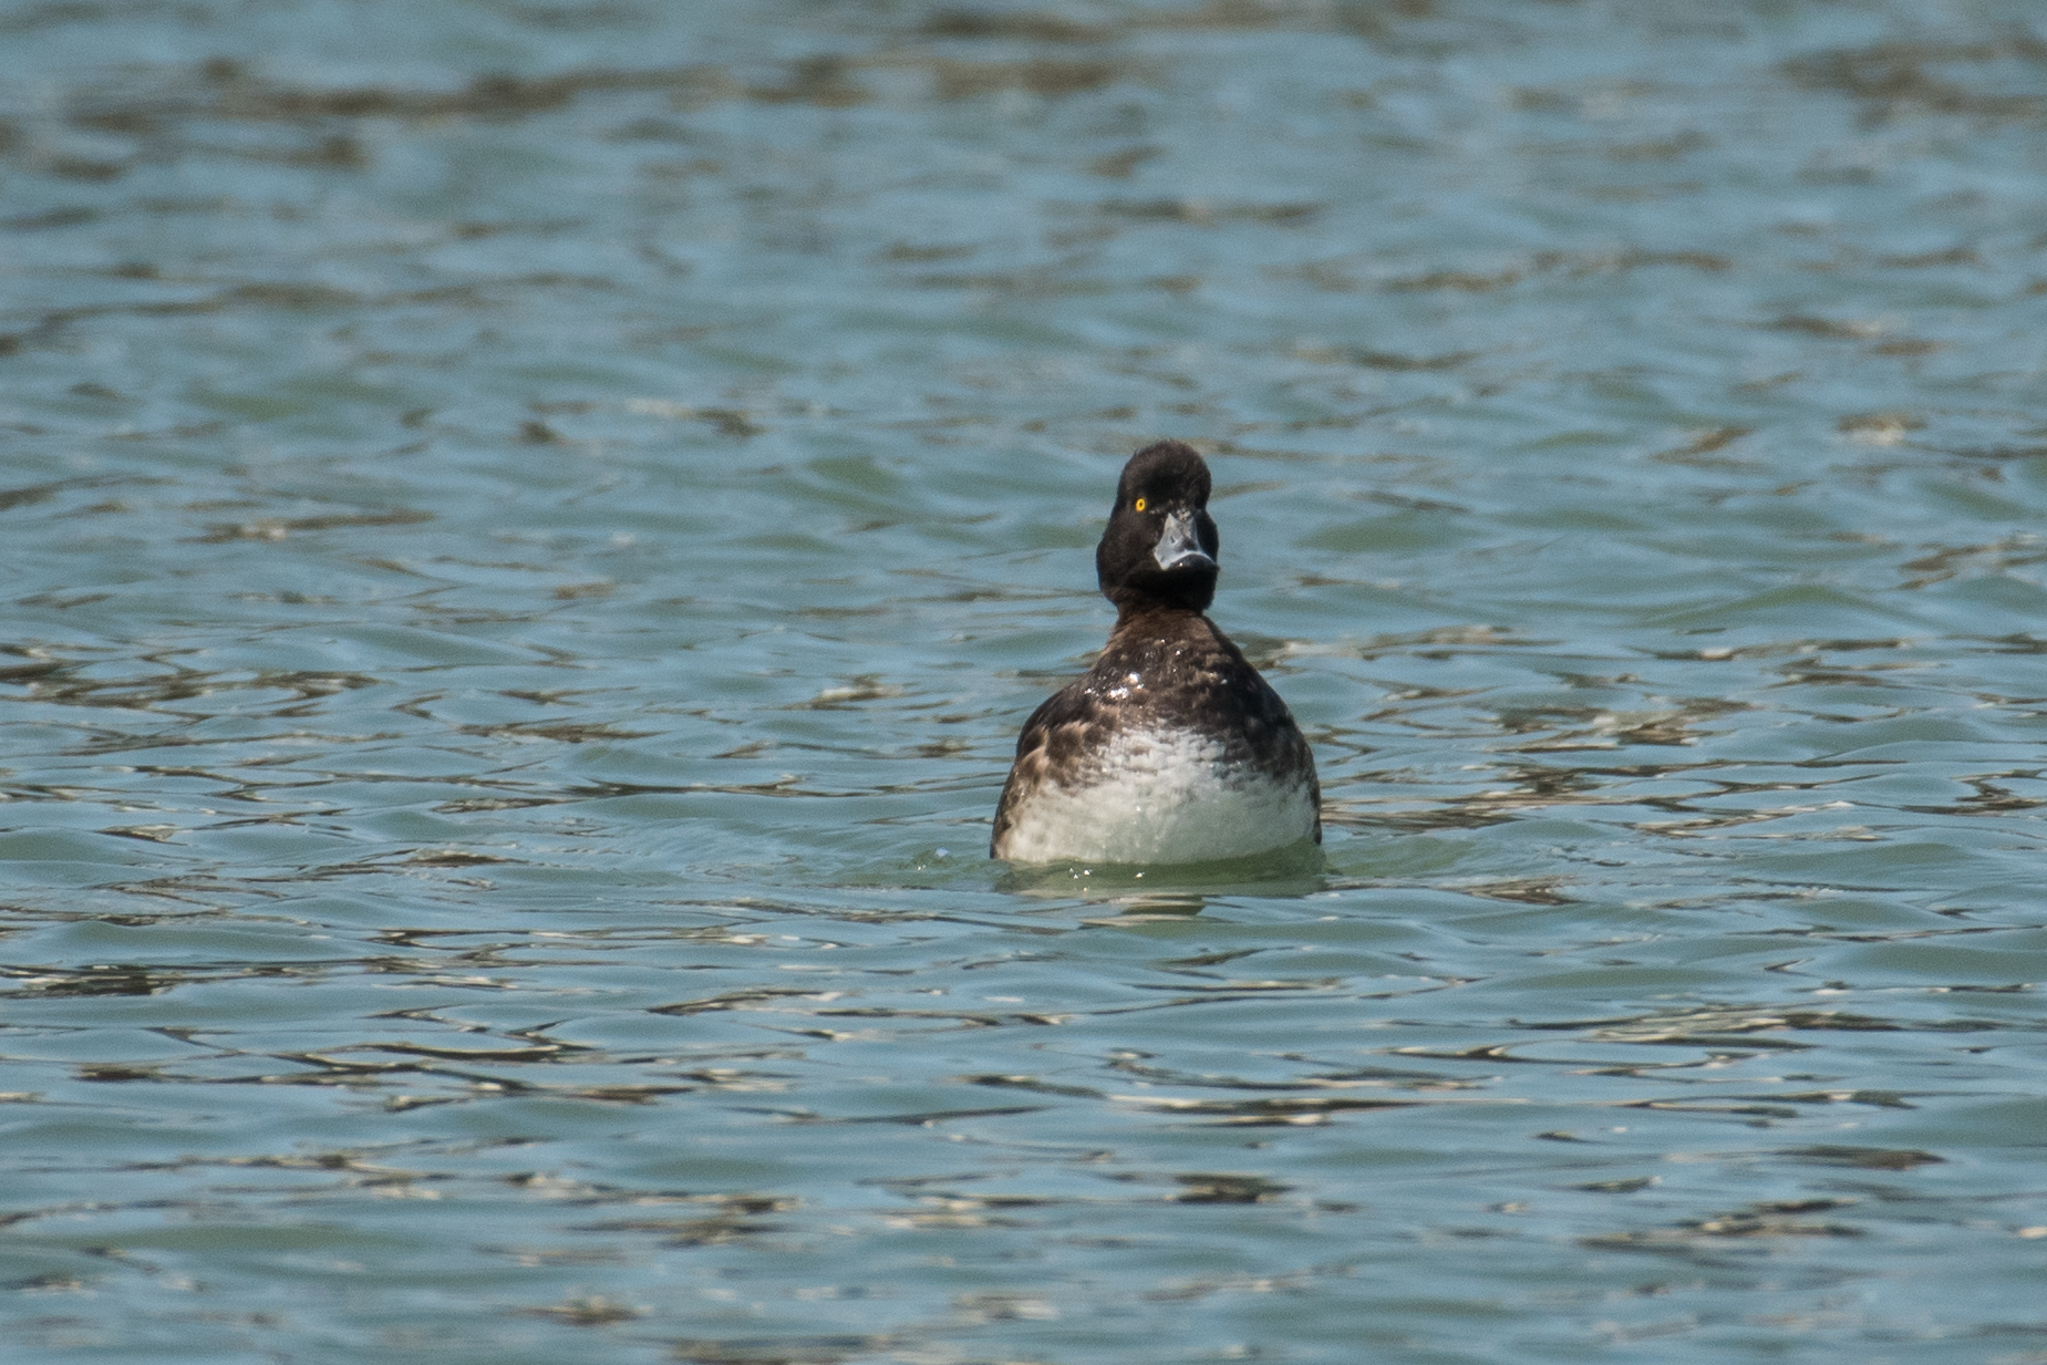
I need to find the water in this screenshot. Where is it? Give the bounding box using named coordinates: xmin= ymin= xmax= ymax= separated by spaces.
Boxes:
xmin=4 ymin=1 xmax=2047 ymax=1360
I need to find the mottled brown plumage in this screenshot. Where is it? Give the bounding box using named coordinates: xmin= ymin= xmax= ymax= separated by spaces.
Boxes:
xmin=991 ymin=605 xmax=1321 ymax=856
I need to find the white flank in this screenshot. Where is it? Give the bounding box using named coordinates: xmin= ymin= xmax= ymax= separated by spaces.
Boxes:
xmin=999 ymin=727 xmax=1316 ymax=865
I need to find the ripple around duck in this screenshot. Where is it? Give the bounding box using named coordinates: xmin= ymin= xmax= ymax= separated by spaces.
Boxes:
xmin=5 ymin=0 xmax=2047 ymax=1361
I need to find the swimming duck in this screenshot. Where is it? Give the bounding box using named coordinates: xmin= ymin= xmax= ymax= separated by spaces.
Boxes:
xmin=991 ymin=440 xmax=1321 ymax=864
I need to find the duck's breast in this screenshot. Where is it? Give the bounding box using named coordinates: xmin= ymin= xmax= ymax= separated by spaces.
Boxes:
xmin=993 ymin=723 xmax=1317 ymax=864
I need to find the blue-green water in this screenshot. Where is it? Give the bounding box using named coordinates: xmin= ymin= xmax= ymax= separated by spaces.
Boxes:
xmin=4 ymin=2 xmax=2047 ymax=1360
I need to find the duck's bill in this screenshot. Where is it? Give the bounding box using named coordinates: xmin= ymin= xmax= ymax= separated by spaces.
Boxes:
xmin=1152 ymin=511 xmax=1215 ymax=571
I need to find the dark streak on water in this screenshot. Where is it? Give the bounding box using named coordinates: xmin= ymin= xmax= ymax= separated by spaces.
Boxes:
xmin=3 ymin=2 xmax=2047 ymax=1362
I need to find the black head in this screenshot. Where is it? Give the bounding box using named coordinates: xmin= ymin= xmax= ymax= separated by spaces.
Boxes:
xmin=1095 ymin=439 xmax=1220 ymax=613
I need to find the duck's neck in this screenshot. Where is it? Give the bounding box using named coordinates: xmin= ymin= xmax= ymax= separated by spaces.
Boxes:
xmin=1112 ymin=599 xmax=1210 ymax=633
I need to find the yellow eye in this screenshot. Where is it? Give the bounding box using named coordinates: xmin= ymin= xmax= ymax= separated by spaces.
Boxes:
xmin=1133 ymin=497 xmax=1147 ymax=512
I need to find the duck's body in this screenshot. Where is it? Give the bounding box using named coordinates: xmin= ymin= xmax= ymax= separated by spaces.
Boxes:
xmin=992 ymin=441 xmax=1320 ymax=865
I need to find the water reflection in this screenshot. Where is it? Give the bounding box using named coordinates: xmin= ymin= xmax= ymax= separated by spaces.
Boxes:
xmin=997 ymin=841 xmax=1327 ymax=902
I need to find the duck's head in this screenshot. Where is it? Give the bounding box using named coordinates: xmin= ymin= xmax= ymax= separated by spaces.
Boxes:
xmin=1095 ymin=439 xmax=1219 ymax=613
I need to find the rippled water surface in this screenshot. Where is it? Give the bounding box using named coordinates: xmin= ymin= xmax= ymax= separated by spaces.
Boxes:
xmin=5 ymin=2 xmax=2047 ymax=1360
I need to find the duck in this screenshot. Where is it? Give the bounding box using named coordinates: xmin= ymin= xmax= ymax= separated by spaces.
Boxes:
xmin=991 ymin=440 xmax=1321 ymax=864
